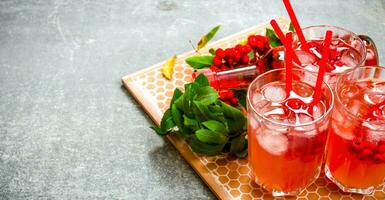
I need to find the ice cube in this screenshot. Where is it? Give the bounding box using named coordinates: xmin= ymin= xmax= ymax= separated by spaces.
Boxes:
xmin=293 ymin=113 xmax=317 ymax=135
xmin=257 ymin=131 xmax=288 ymax=156
xmin=374 ymin=82 xmax=385 ymax=93
xmin=293 ymin=82 xmax=314 ymax=97
xmin=296 ymin=50 xmax=317 ymax=65
xmin=298 ymin=113 xmax=313 ymax=123
xmin=365 ymin=93 xmax=385 ymax=105
xmin=340 ymin=84 xmax=359 ymax=99
xmin=312 ymin=102 xmax=326 ymax=119
xmin=340 ymin=49 xmax=359 ymax=67
xmin=365 ymin=127 xmax=385 ymax=143
xmin=262 ymin=106 xmax=287 ymax=117
xmin=347 ymin=99 xmax=369 ymax=118
xmin=252 ymin=93 xmax=269 ymax=108
xmin=263 ymin=85 xmax=286 ymax=103
xmin=309 ymin=48 xmax=322 ymax=59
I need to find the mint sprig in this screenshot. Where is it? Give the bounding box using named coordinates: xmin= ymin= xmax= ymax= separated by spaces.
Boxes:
xmin=151 ymin=74 xmax=247 ymax=156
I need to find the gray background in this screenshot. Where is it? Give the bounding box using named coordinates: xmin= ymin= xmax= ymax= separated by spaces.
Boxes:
xmin=0 ymin=0 xmax=384 ymax=199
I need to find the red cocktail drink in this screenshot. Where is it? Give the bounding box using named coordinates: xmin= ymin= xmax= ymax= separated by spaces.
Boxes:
xmin=292 ymin=25 xmax=367 ymax=87
xmin=325 ymin=66 xmax=385 ymax=194
xmin=247 ymin=68 xmax=334 ymax=196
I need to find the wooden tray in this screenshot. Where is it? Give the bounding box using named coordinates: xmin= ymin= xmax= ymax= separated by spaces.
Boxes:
xmin=121 ymin=17 xmax=385 ymax=200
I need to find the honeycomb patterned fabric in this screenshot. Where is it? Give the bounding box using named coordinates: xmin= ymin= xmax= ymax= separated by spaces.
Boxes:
xmin=121 ymin=17 xmax=385 ymax=200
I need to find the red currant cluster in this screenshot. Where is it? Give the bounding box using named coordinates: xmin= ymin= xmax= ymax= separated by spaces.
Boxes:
xmin=350 ymin=134 xmax=385 ymax=163
xmin=219 ymin=89 xmax=238 ymax=107
xmin=247 ymin=35 xmax=270 ymax=54
xmin=210 ymin=35 xmax=270 ymax=72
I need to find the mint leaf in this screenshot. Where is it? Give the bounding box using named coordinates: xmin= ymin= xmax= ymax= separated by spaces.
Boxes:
xmin=185 ymin=55 xmax=214 ymax=69
xmin=189 ymin=136 xmax=226 ymax=155
xmin=195 ymin=86 xmax=218 ymax=105
xmin=171 ymin=104 xmax=183 ymax=128
xmin=266 ymin=28 xmax=283 ymax=47
xmin=221 ymin=101 xmax=246 ymax=132
xmin=160 ymin=108 xmax=176 ymax=133
xmin=171 ymin=88 xmax=183 ymax=105
xmin=150 ymin=126 xmax=166 ymax=136
xmin=183 ymin=115 xmax=200 ymax=131
xmin=192 ymin=101 xmax=215 ymax=122
xmin=221 ymin=101 xmax=246 ymax=121
xmin=196 ymin=129 xmax=228 ymax=144
xmin=194 ymin=74 xmax=210 ymax=87
xmin=202 ymin=120 xmax=228 ymax=135
xmin=197 ymin=25 xmax=221 ymax=50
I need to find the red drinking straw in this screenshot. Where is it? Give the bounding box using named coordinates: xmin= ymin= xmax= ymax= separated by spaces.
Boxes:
xmin=270 ymin=19 xmax=301 ymax=65
xmin=283 ymin=0 xmax=309 ymax=51
xmin=312 ymin=30 xmax=333 ymax=105
xmin=285 ymin=32 xmax=293 ymax=95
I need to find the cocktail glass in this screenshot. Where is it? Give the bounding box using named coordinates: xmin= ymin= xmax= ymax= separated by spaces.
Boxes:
xmin=325 ymin=66 xmax=385 ymax=194
xmin=247 ymin=68 xmax=334 ymax=196
xmin=292 ymin=25 xmax=367 ymax=87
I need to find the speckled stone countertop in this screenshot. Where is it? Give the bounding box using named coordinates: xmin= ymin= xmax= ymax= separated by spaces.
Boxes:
xmin=0 ymin=0 xmax=384 ymax=199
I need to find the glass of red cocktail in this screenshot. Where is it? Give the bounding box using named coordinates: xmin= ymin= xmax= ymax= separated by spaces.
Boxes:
xmin=325 ymin=66 xmax=385 ymax=194
xmin=292 ymin=25 xmax=367 ymax=87
xmin=247 ymin=68 xmax=334 ymax=196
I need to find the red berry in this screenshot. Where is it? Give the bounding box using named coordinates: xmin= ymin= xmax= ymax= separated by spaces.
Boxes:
xmin=329 ymin=50 xmax=340 ymax=60
xmin=351 ymin=138 xmax=365 ymax=151
xmin=286 ymin=98 xmax=305 ymax=110
xmin=373 ymin=153 xmax=384 ymax=163
xmin=231 ymin=98 xmax=238 ymax=106
xmin=210 ymin=64 xmax=220 ymax=72
xmin=218 ymin=90 xmax=227 ymax=99
xmin=224 ymin=48 xmax=235 ymax=58
xmin=215 ymin=48 xmax=225 ymax=58
xmin=241 ymin=45 xmax=252 ymax=54
xmin=335 ymin=60 xmax=344 ymax=67
xmin=366 ymin=142 xmax=377 ymax=151
xmin=247 ymin=35 xmax=257 ymax=46
xmin=377 ymin=144 xmax=385 ymax=153
xmin=227 ymin=90 xmax=234 ymax=98
xmin=361 ymin=148 xmax=373 ymax=157
xmin=213 ymin=56 xmax=222 ymax=66
xmin=227 ymin=58 xmax=234 ymax=66
xmin=235 ymin=44 xmax=243 ymax=52
xmin=241 ymin=55 xmax=250 ymax=63
xmin=234 ymin=50 xmax=241 ymax=62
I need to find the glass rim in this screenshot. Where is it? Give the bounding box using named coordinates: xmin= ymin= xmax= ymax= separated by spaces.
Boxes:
xmin=335 ymin=65 xmax=385 ymax=125
xmin=247 ymin=68 xmax=335 ymax=127
xmin=293 ymin=24 xmax=367 ymax=75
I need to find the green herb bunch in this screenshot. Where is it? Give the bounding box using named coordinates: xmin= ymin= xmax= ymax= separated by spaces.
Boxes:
xmin=151 ymin=74 xmax=247 ymax=157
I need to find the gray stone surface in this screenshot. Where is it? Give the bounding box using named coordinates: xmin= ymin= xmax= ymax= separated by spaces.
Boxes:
xmin=0 ymin=0 xmax=384 ymax=199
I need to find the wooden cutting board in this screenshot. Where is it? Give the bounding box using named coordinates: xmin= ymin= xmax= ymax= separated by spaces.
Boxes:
xmin=121 ymin=17 xmax=385 ymax=200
